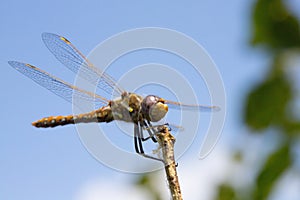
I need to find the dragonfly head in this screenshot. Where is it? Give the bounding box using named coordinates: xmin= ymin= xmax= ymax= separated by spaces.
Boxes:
xmin=141 ymin=95 xmax=168 ymax=122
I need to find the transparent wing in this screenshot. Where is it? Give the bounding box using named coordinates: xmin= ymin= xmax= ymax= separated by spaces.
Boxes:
xmin=8 ymin=61 xmax=109 ymax=108
xmin=164 ymin=99 xmax=220 ymax=112
xmin=41 ymin=32 xmax=124 ymax=98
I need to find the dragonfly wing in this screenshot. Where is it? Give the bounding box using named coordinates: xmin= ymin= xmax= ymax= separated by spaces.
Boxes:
xmin=8 ymin=61 xmax=109 ymax=108
xmin=41 ymin=33 xmax=124 ymax=98
xmin=164 ymin=99 xmax=220 ymax=112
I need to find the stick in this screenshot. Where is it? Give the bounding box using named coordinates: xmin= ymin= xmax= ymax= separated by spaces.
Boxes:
xmin=156 ymin=125 xmax=183 ymax=200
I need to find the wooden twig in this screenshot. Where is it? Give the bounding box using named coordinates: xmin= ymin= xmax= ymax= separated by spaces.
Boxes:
xmin=155 ymin=125 xmax=183 ymax=200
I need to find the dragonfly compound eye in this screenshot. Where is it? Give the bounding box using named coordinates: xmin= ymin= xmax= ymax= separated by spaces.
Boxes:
xmin=142 ymin=95 xmax=168 ymax=122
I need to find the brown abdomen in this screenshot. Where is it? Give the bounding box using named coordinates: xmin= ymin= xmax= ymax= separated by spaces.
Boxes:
xmin=32 ymin=106 xmax=113 ymax=128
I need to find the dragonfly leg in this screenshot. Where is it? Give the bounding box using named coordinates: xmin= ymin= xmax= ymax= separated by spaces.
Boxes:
xmin=141 ymin=121 xmax=172 ymax=142
xmin=134 ymin=124 xmax=143 ymax=154
xmin=140 ymin=120 xmax=157 ymax=143
xmin=134 ymin=123 xmax=163 ymax=162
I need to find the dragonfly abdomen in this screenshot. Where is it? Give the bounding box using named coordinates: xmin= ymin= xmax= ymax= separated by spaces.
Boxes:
xmin=32 ymin=115 xmax=75 ymax=127
xmin=32 ymin=106 xmax=113 ymax=128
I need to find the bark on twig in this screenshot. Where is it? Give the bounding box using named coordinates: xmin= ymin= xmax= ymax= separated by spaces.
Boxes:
xmin=156 ymin=125 xmax=183 ymax=200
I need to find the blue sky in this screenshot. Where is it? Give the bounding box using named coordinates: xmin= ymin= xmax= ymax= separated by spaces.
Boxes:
xmin=1 ymin=1 xmax=300 ymax=200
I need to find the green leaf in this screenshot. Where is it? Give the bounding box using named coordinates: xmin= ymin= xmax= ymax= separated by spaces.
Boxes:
xmin=252 ymin=143 xmax=292 ymax=200
xmin=215 ymin=184 xmax=238 ymax=200
xmin=244 ymin=62 xmax=292 ymax=131
xmin=135 ymin=174 xmax=162 ymax=200
xmin=282 ymin=118 xmax=300 ymax=136
xmin=251 ymin=0 xmax=300 ymax=50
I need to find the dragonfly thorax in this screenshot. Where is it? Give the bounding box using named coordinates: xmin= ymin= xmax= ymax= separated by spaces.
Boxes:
xmin=141 ymin=95 xmax=168 ymax=122
xmin=110 ymin=92 xmax=143 ymax=123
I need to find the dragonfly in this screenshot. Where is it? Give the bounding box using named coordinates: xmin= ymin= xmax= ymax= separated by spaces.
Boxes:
xmin=8 ymin=33 xmax=219 ymax=161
